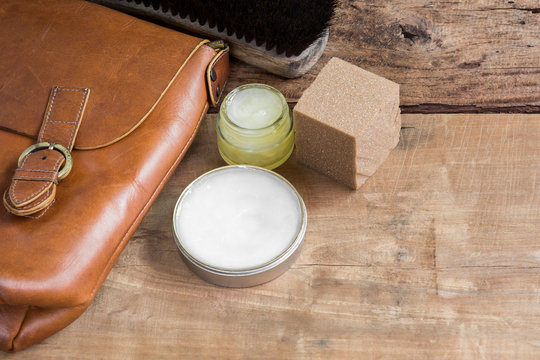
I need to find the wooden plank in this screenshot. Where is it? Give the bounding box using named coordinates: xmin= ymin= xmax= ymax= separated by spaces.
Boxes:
xmin=6 ymin=114 xmax=540 ymax=359
xmin=221 ymin=0 xmax=540 ymax=111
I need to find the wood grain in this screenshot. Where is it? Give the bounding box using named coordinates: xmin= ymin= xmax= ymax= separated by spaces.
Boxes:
xmin=4 ymin=113 xmax=539 ymax=359
xmin=219 ymin=0 xmax=540 ymax=111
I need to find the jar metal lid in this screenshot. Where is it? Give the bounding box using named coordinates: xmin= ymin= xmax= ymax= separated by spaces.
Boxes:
xmin=172 ymin=165 xmax=307 ymax=287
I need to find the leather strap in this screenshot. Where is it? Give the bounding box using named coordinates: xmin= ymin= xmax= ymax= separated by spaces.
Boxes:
xmin=3 ymin=86 xmax=90 ymax=217
xmin=205 ymin=41 xmax=230 ymax=107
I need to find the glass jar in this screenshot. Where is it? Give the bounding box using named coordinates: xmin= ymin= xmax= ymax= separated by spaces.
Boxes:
xmin=216 ymin=84 xmax=294 ymax=169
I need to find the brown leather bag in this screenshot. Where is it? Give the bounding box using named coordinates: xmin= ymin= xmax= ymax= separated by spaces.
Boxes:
xmin=0 ymin=0 xmax=229 ymax=352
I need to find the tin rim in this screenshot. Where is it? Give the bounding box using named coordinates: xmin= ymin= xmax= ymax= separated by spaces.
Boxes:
xmin=172 ymin=165 xmax=307 ymax=283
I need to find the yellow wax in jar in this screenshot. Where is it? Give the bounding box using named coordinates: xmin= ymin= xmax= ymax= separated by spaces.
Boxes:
xmin=217 ymin=84 xmax=295 ymax=170
xmin=226 ymin=87 xmax=283 ymax=129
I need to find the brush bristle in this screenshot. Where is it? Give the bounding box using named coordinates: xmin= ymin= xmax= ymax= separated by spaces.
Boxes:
xmin=123 ymin=0 xmax=337 ymax=57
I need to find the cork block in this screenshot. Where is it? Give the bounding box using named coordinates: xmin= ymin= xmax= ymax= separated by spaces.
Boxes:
xmin=293 ymin=57 xmax=401 ymax=189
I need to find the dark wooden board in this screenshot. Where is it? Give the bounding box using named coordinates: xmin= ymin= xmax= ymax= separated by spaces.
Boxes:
xmin=218 ymin=0 xmax=540 ymax=113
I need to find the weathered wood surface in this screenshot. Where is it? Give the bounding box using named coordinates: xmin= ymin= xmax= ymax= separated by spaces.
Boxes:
xmin=219 ymin=0 xmax=540 ymax=112
xmin=5 ymin=113 xmax=539 ymax=359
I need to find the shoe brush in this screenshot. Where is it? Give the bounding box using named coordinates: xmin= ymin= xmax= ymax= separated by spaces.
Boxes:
xmin=89 ymin=0 xmax=337 ymax=78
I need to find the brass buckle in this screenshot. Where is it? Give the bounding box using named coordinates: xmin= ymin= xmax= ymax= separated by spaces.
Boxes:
xmin=18 ymin=142 xmax=73 ymax=181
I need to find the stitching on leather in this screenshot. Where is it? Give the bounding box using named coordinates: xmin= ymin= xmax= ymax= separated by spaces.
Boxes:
xmin=38 ymin=87 xmax=59 ymax=141
xmin=13 ymin=176 xmax=58 ymax=184
xmin=57 ymin=88 xmax=85 ymax=92
xmin=17 ymin=153 xmax=30 ymax=169
xmin=9 ymin=155 xmax=32 ymax=204
xmin=67 ymin=89 xmax=89 ymax=149
xmin=39 ymin=87 xmax=87 ymax=144
xmin=11 ymin=155 xmax=63 ymax=205
xmin=19 ymin=189 xmax=52 ymax=210
xmin=16 ymin=168 xmax=57 ymax=173
xmin=24 ymin=199 xmax=55 ymax=219
xmin=13 ymin=175 xmax=56 ymax=182
xmin=46 ymin=120 xmax=77 ymax=124
xmin=11 ymin=86 xmax=86 ymax=207
xmin=11 ymin=177 xmax=44 ymax=205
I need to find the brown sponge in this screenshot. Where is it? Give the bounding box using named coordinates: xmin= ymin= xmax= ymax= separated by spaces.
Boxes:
xmin=293 ymin=57 xmax=401 ymax=189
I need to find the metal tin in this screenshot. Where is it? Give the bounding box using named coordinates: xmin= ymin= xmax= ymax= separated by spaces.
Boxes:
xmin=172 ymin=165 xmax=307 ymax=287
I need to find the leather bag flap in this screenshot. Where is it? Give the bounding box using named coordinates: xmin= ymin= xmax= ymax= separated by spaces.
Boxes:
xmin=0 ymin=0 xmax=207 ymax=150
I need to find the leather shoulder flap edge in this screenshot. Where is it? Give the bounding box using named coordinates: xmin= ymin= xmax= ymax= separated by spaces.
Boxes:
xmin=0 ymin=0 xmax=229 ymax=150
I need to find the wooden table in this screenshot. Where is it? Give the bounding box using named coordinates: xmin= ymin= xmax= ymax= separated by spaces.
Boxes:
xmin=5 ymin=1 xmax=539 ymax=359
